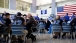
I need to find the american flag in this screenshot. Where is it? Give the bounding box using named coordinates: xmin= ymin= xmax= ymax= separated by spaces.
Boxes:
xmin=57 ymin=4 xmax=76 ymax=17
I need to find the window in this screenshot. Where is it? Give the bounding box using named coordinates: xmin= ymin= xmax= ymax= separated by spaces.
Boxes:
xmin=0 ymin=0 xmax=4 ymax=8
xmin=0 ymin=0 xmax=9 ymax=8
xmin=16 ymin=0 xmax=30 ymax=12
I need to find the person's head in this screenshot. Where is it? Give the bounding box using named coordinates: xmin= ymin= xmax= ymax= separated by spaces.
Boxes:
xmin=56 ymin=15 xmax=60 ymax=20
xmin=23 ymin=14 xmax=27 ymax=19
xmin=4 ymin=11 xmax=6 ymax=14
xmin=37 ymin=14 xmax=38 ymax=16
xmin=27 ymin=13 xmax=32 ymax=18
xmin=66 ymin=13 xmax=68 ymax=16
xmin=73 ymin=13 xmax=75 ymax=15
xmin=5 ymin=13 xmax=10 ymax=18
xmin=17 ymin=12 xmax=22 ymax=17
xmin=40 ymin=18 xmax=43 ymax=20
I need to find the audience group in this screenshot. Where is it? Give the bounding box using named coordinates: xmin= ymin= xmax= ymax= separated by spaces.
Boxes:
xmin=0 ymin=11 xmax=76 ymax=43
xmin=0 ymin=11 xmax=51 ymax=43
xmin=52 ymin=13 xmax=76 ymax=39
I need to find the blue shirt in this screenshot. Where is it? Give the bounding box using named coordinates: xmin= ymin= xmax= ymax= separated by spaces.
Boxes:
xmin=64 ymin=15 xmax=69 ymax=21
xmin=71 ymin=15 xmax=75 ymax=19
xmin=35 ymin=16 xmax=39 ymax=21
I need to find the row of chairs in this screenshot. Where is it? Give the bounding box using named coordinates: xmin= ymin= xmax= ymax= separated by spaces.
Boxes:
xmin=0 ymin=25 xmax=27 ymax=43
xmin=52 ymin=24 xmax=76 ymax=39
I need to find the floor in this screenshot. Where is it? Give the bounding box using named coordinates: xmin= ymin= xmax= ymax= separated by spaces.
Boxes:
xmin=32 ymin=33 xmax=76 ymax=43
xmin=35 ymin=39 xmax=76 ymax=43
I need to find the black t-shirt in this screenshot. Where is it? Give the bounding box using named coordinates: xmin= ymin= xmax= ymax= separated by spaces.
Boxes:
xmin=4 ymin=18 xmax=11 ymax=26
xmin=14 ymin=17 xmax=25 ymax=25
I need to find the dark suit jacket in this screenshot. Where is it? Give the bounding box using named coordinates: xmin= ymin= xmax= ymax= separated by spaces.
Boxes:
xmin=45 ymin=20 xmax=51 ymax=28
xmin=70 ymin=18 xmax=76 ymax=26
xmin=70 ymin=18 xmax=76 ymax=32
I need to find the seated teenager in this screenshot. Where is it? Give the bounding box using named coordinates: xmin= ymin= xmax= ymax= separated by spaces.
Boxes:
xmin=53 ymin=16 xmax=63 ymax=38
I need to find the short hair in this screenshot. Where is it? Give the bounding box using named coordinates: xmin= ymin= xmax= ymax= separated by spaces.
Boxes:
xmin=40 ymin=18 xmax=43 ymax=20
xmin=66 ymin=13 xmax=68 ymax=15
xmin=5 ymin=13 xmax=10 ymax=16
xmin=23 ymin=14 xmax=27 ymax=16
xmin=17 ymin=12 xmax=22 ymax=16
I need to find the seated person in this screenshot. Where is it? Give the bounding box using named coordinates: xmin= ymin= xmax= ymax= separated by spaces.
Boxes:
xmin=70 ymin=18 xmax=76 ymax=39
xmin=53 ymin=16 xmax=63 ymax=38
xmin=38 ymin=18 xmax=45 ymax=33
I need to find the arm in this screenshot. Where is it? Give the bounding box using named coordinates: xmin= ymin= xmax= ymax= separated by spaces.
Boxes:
xmin=22 ymin=18 xmax=26 ymax=26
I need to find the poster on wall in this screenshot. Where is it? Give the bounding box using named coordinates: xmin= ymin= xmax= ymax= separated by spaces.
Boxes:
xmin=41 ymin=10 xmax=47 ymax=14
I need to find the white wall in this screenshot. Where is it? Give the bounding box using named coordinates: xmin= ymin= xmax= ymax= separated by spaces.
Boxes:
xmin=36 ymin=8 xmax=52 ymax=19
xmin=36 ymin=0 xmax=66 ymax=6
xmin=36 ymin=0 xmax=51 ymax=6
xmin=38 ymin=4 xmax=51 ymax=10
xmin=36 ymin=0 xmax=76 ymax=19
xmin=36 ymin=8 xmax=57 ymax=19
xmin=37 ymin=0 xmax=76 ymax=10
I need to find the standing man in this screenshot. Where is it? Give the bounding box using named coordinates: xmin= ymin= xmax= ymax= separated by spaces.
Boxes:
xmin=35 ymin=14 xmax=39 ymax=21
xmin=71 ymin=13 xmax=75 ymax=20
xmin=64 ymin=13 xmax=69 ymax=23
xmin=4 ymin=13 xmax=11 ymax=42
